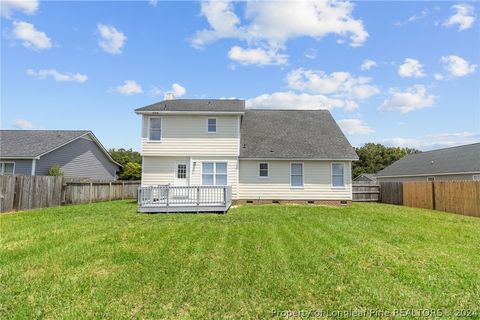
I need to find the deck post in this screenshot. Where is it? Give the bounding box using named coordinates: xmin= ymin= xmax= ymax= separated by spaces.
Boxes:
xmin=223 ymin=186 xmax=227 ymax=205
xmin=165 ymin=185 xmax=169 ymax=213
xmin=196 ymin=186 xmax=200 ymax=213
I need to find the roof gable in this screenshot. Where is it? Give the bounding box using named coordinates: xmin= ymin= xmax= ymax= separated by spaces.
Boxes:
xmin=377 ymin=143 xmax=480 ymax=177
xmin=239 ymin=110 xmax=358 ymax=160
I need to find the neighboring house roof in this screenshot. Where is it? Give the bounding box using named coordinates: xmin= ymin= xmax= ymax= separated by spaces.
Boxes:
xmin=239 ymin=110 xmax=358 ymax=160
xmin=0 ymin=130 xmax=121 ymax=166
xmin=354 ymin=173 xmax=377 ymax=181
xmin=135 ymin=99 xmax=245 ymax=113
xmin=377 ymin=143 xmax=480 ymax=177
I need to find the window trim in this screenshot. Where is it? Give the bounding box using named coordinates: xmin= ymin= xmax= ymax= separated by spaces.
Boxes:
xmin=258 ymin=162 xmax=269 ymax=178
xmin=207 ymin=117 xmax=217 ymax=133
xmin=201 ymin=161 xmax=228 ymax=186
xmin=331 ymin=163 xmax=345 ymax=188
xmin=147 ymin=116 xmax=162 ymax=142
xmin=0 ymin=162 xmax=15 ymax=175
xmin=290 ymin=162 xmax=304 ymax=188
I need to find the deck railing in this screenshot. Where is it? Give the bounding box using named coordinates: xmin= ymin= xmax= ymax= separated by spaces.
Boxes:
xmin=137 ymin=184 xmax=232 ymax=212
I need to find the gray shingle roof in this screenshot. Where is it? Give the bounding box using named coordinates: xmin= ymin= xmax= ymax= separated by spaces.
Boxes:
xmin=135 ymin=99 xmax=245 ymax=113
xmin=0 ymin=130 xmax=90 ymax=158
xmin=377 ymin=143 xmax=480 ymax=177
xmin=239 ymin=110 xmax=358 ymax=160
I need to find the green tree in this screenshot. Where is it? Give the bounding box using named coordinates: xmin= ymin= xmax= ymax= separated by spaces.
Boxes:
xmin=109 ymin=148 xmax=142 ymax=180
xmin=48 ymin=164 xmax=64 ymax=176
xmin=352 ymin=143 xmax=420 ymax=178
xmin=109 ymin=148 xmax=141 ymax=167
xmin=118 ymin=162 xmax=142 ymax=180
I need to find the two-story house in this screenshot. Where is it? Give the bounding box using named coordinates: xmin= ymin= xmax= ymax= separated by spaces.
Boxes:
xmin=135 ymin=99 xmax=358 ymax=212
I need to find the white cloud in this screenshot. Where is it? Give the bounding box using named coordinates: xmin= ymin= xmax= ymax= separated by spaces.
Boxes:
xmin=26 ymin=69 xmax=87 ymax=83
xmin=97 ymin=24 xmax=126 ymax=54
xmin=12 ymin=21 xmax=51 ymax=50
xmin=149 ymin=86 xmax=162 ymax=96
xmin=441 ymin=55 xmax=477 ymax=77
xmin=398 ymin=58 xmax=425 ymax=78
xmin=163 ymin=83 xmax=187 ymax=99
xmin=14 ymin=119 xmax=35 ymax=129
xmin=395 ymin=9 xmax=428 ymax=26
xmin=443 ymin=4 xmax=476 ymax=31
xmin=116 ymin=80 xmax=142 ymax=95
xmin=0 ymin=0 xmax=38 ymax=18
xmin=382 ymin=132 xmax=480 ymax=150
xmin=149 ymin=0 xmax=158 ymax=7
xmin=228 ymin=46 xmax=287 ymax=66
xmin=338 ymin=119 xmax=375 ymax=135
xmin=191 ymin=0 xmax=368 ymax=65
xmin=304 ymin=48 xmax=317 ymax=60
xmin=246 ymin=91 xmax=358 ymax=111
xmin=360 ymin=59 xmax=377 ymax=71
xmin=379 ymin=85 xmax=437 ymax=113
xmin=286 ymin=68 xmax=379 ymax=100
xmin=434 ymin=73 xmax=444 ymax=80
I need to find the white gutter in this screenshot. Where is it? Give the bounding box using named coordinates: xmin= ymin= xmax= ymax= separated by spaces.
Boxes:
xmin=135 ymin=111 xmax=245 ymax=116
xmin=377 ymin=171 xmax=480 ymax=178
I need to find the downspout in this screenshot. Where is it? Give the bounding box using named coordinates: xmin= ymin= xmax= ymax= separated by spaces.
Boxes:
xmin=31 ymin=159 xmax=36 ymax=176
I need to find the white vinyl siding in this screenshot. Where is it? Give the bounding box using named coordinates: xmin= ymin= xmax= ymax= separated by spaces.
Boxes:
xmin=239 ymin=160 xmax=352 ymax=200
xmin=290 ymin=163 xmax=303 ymax=187
xmin=474 ymin=175 xmax=480 ymax=181
xmin=332 ymin=163 xmax=345 ymax=187
xmin=142 ymin=115 xmax=240 ymax=156
xmin=0 ymin=162 xmax=15 ymax=175
xmin=148 ymin=117 xmax=162 ymax=141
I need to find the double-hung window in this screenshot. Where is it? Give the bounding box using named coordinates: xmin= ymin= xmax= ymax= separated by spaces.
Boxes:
xmin=0 ymin=162 xmax=14 ymax=175
xmin=148 ymin=117 xmax=161 ymax=141
xmin=290 ymin=163 xmax=303 ymax=187
xmin=332 ymin=163 xmax=345 ymax=187
xmin=202 ymin=162 xmax=227 ymax=186
xmin=207 ymin=118 xmax=217 ymax=133
xmin=259 ymin=163 xmax=269 ymax=177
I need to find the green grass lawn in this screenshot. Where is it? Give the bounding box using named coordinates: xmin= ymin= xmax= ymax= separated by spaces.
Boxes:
xmin=1 ymin=201 xmax=479 ymax=319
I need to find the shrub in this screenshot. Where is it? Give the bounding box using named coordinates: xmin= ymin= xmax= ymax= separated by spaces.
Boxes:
xmin=48 ymin=164 xmax=64 ymax=176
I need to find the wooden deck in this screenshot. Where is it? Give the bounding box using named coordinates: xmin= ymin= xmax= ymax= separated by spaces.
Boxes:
xmin=137 ymin=185 xmax=232 ymax=213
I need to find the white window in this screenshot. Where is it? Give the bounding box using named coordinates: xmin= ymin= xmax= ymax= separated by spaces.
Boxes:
xmin=259 ymin=163 xmax=269 ymax=177
xmin=207 ymin=118 xmax=217 ymax=133
xmin=427 ymin=176 xmax=435 ymax=181
xmin=474 ymin=175 xmax=480 ymax=181
xmin=202 ymin=162 xmax=227 ymax=186
xmin=0 ymin=162 xmax=15 ymax=175
xmin=332 ymin=163 xmax=345 ymax=187
xmin=290 ymin=163 xmax=303 ymax=187
xmin=148 ymin=117 xmax=161 ymax=141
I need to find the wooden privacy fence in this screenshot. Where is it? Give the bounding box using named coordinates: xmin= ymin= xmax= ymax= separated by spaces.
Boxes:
xmin=0 ymin=175 xmax=140 ymax=213
xmin=380 ymin=181 xmax=480 ymax=217
xmin=352 ymin=184 xmax=380 ymax=202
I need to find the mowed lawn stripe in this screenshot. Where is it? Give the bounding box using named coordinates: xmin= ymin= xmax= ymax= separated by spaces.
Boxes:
xmin=1 ymin=201 xmax=479 ymax=319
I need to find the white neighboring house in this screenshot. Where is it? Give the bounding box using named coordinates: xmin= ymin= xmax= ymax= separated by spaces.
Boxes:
xmin=135 ymin=99 xmax=358 ymax=212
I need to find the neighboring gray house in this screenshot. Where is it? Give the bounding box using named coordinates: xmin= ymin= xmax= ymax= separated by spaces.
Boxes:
xmin=353 ymin=173 xmax=377 ymax=183
xmin=377 ymin=143 xmax=480 ymax=182
xmin=0 ymin=130 xmax=120 ymax=180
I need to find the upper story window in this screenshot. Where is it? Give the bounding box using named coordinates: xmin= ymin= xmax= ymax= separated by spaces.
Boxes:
xmin=0 ymin=162 xmax=15 ymax=175
xmin=149 ymin=117 xmax=161 ymax=141
xmin=259 ymin=163 xmax=269 ymax=177
xmin=207 ymin=118 xmax=217 ymax=133
xmin=332 ymin=163 xmax=345 ymax=187
xmin=290 ymin=163 xmax=303 ymax=187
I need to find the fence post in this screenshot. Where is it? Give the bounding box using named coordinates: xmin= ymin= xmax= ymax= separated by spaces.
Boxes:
xmin=109 ymin=182 xmax=112 ymax=201
xmin=432 ymin=181 xmax=436 ymax=210
xmin=122 ymin=181 xmax=125 ymax=200
xmin=166 ymin=186 xmax=169 ymax=213
xmin=89 ymin=182 xmax=93 ymax=204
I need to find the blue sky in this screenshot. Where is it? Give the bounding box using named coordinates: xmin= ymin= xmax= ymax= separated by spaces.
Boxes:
xmin=1 ymin=0 xmax=479 ymax=151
